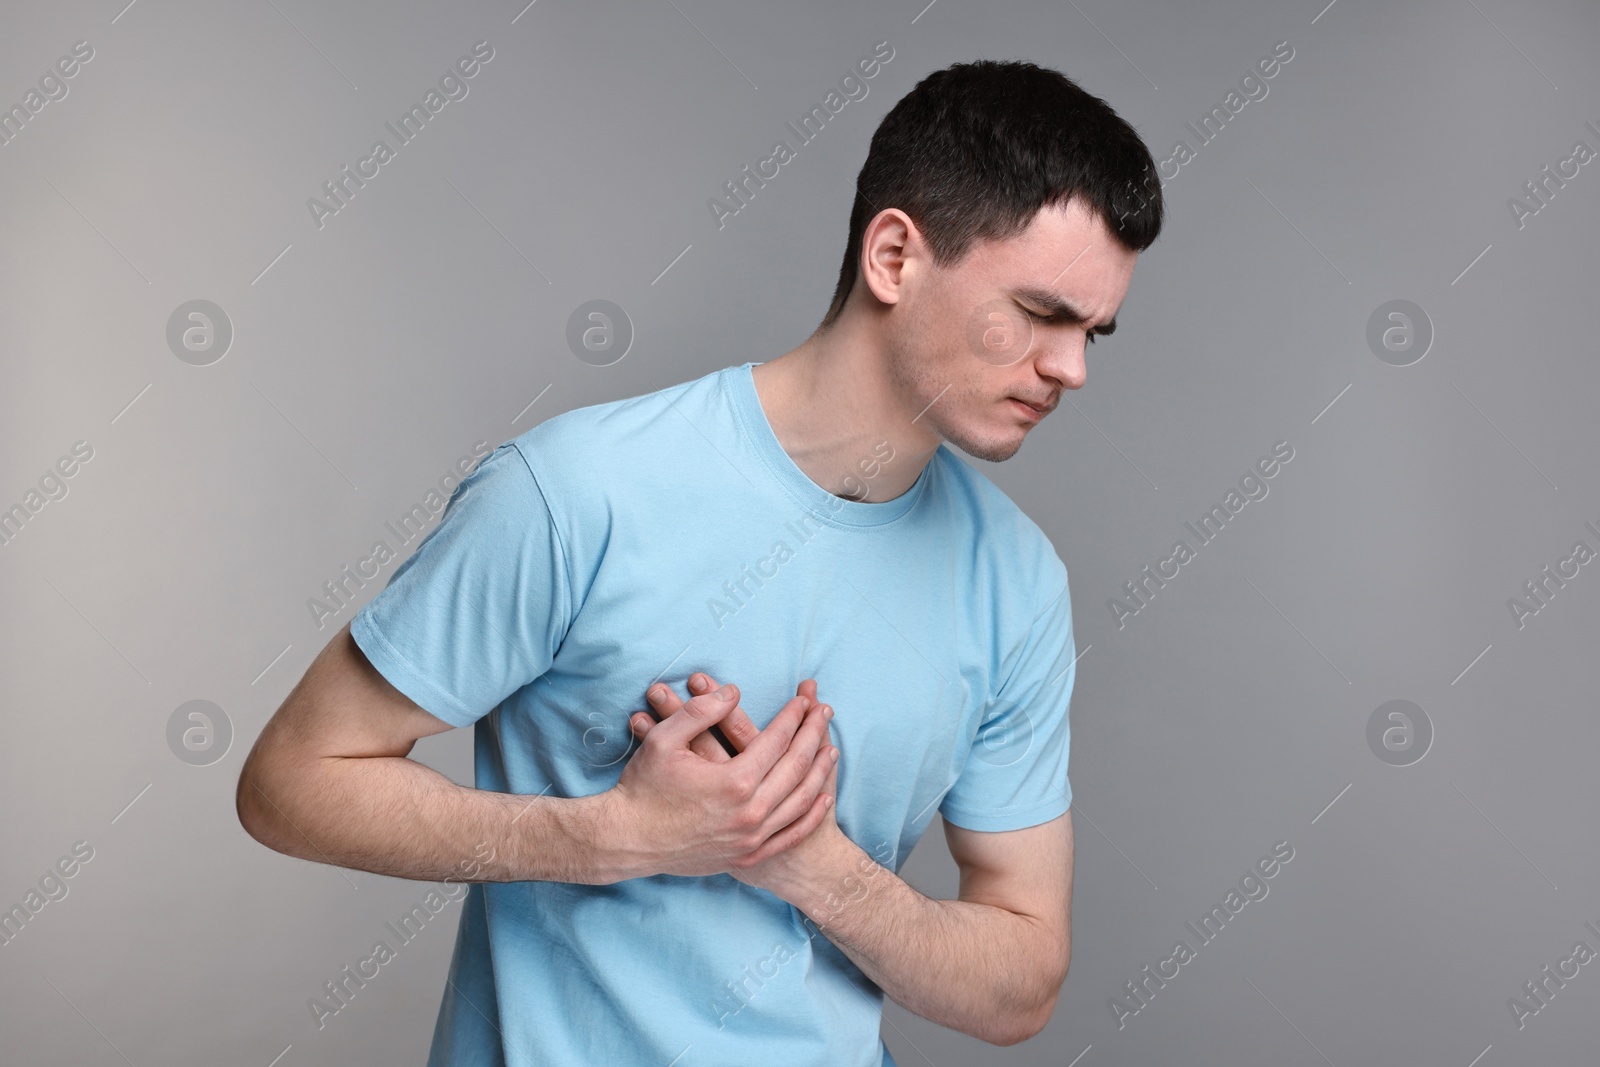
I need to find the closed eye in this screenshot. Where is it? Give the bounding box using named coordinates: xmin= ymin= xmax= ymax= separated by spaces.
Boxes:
xmin=1023 ymin=308 xmax=1098 ymax=343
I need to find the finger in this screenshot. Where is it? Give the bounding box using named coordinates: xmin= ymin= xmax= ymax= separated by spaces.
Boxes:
xmin=647 ymin=681 xmax=746 ymax=750
xmin=629 ymin=712 xmax=654 ymax=738
xmin=643 ymin=684 xmax=678 ymax=720
xmin=755 ymin=735 xmax=837 ymax=836
xmin=648 ymin=683 xmax=735 ymax=762
xmin=689 ymin=672 xmax=763 ymax=752
xmin=736 ymin=793 xmax=833 ymax=869
xmin=727 ymin=691 xmax=816 ymax=780
xmin=691 ymin=674 xmax=815 ymax=757
xmin=748 ymin=701 xmax=833 ymax=813
xmin=796 ymin=678 xmax=818 ymax=702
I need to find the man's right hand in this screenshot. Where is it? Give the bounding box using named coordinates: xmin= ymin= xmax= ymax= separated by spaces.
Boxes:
xmin=602 ymin=680 xmax=835 ymax=880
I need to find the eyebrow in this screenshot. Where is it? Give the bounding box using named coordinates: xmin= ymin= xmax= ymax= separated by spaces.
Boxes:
xmin=1012 ymin=286 xmax=1119 ymax=335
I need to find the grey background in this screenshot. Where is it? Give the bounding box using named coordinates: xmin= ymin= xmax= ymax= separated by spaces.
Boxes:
xmin=2 ymin=0 xmax=1597 ymax=1063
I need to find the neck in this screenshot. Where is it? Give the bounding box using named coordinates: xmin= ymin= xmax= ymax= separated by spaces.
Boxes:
xmin=751 ymin=311 xmax=942 ymax=503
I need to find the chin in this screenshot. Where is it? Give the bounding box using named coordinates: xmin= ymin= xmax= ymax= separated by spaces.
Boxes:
xmin=921 ymin=395 xmax=1033 ymax=463
xmin=944 ymin=426 xmax=1026 ymax=463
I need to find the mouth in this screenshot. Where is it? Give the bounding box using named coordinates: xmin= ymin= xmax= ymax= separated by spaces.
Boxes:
xmin=1008 ymin=396 xmax=1050 ymax=421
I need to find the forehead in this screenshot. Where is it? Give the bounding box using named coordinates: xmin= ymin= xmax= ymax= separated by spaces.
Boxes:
xmin=955 ymin=197 xmax=1138 ymax=318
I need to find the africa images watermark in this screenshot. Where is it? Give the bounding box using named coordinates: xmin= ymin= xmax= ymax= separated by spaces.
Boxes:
xmin=0 ymin=39 xmax=95 ymax=151
xmin=307 ymin=440 xmax=493 ymax=630
xmin=1507 ymin=918 xmax=1600 ymax=1031
xmin=0 ymin=440 xmax=96 ymax=549
xmin=306 ymin=41 xmax=496 ymax=230
xmin=1157 ymin=39 xmax=1294 ymax=183
xmin=1505 ymin=519 xmax=1600 ymax=631
xmin=1 ymin=840 xmax=96 ymax=949
xmin=1109 ymin=839 xmax=1296 ymax=1030
xmin=1506 ymin=117 xmax=1600 ymax=231
xmin=307 ymin=841 xmax=495 ymax=1030
xmin=1108 ymin=441 xmax=1295 ymax=629
xmin=707 ymin=40 xmax=895 ymax=231
xmin=1106 ymin=37 xmax=1294 ymax=228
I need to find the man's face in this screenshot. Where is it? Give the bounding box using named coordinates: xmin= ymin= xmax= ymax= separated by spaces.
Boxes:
xmin=885 ymin=197 xmax=1138 ymax=462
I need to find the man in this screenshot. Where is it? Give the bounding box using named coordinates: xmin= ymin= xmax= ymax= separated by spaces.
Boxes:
xmin=237 ymin=58 xmax=1163 ymax=1065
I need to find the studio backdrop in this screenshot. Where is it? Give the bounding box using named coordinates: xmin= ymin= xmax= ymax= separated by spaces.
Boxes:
xmin=2 ymin=0 xmax=1597 ymax=1064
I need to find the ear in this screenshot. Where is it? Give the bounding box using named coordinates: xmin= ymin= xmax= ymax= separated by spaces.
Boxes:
xmin=860 ymin=208 xmax=921 ymax=310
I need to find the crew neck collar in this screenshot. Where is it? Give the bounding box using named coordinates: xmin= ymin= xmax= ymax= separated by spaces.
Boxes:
xmin=726 ymin=361 xmax=934 ymax=528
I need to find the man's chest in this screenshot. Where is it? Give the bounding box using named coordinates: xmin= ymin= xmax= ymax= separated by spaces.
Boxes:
xmin=498 ymin=515 xmax=1021 ymax=844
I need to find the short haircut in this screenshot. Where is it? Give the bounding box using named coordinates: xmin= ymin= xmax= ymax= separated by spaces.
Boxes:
xmin=818 ymin=59 xmax=1164 ymax=331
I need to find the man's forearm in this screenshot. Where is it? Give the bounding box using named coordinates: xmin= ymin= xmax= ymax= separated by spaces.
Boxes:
xmin=782 ymin=833 xmax=1062 ymax=1046
xmin=239 ymin=753 xmax=625 ymax=886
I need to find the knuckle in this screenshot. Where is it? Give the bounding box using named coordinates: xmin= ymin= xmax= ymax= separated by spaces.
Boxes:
xmin=729 ymin=768 xmax=758 ymax=800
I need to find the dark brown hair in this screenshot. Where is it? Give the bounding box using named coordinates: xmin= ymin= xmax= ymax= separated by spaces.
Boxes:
xmin=818 ymin=59 xmax=1164 ymax=331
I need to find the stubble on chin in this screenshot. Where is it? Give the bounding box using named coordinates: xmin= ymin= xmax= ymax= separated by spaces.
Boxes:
xmin=949 ymin=425 xmax=1024 ymax=463
xmin=923 ymin=392 xmax=1027 ymax=463
xmin=885 ymin=330 xmax=1026 ymax=463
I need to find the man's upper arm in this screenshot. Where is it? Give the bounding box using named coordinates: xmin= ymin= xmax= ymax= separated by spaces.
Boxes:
xmin=933 ymin=564 xmax=1076 ymax=1033
xmin=945 ymin=812 xmax=1074 ymax=957
xmin=254 ymin=624 xmax=458 ymax=764
xmin=239 ymin=441 xmax=571 ymax=835
xmin=236 ymin=624 xmax=456 ymax=836
xmin=945 ymin=810 xmax=1075 ymax=1041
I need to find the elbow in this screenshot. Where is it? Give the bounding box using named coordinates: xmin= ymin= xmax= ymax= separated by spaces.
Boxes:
xmin=988 ymin=941 xmax=1069 ymax=1046
xmin=234 ymin=760 xmax=269 ymax=846
xmin=987 ymin=1004 xmax=1053 ymax=1047
xmin=235 ymin=751 xmax=291 ymax=855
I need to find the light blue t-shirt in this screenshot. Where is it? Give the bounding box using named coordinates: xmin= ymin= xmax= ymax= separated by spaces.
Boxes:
xmin=351 ymin=361 xmax=1076 ymax=1066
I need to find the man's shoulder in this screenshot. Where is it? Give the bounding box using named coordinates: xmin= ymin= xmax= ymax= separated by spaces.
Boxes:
xmin=932 ymin=447 xmax=1052 ymax=545
xmin=932 ymin=447 xmax=1068 ymax=599
xmin=505 ymin=364 xmax=730 ymax=488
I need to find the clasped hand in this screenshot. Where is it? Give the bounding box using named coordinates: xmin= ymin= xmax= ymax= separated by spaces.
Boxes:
xmin=605 ymin=672 xmax=841 ymax=894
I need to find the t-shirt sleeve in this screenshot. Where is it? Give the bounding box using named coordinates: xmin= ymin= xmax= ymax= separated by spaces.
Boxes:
xmin=349 ymin=442 xmax=572 ymax=729
xmin=939 ymin=574 xmax=1075 ymax=832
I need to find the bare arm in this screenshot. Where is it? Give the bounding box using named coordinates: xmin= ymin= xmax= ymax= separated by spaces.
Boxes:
xmin=783 ymin=812 xmax=1074 ymax=1047
xmin=235 ymin=624 xmax=835 ymax=886
xmin=236 ymin=624 xmax=613 ymax=884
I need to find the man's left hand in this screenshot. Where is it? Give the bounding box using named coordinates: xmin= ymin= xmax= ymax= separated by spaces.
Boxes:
xmin=630 ymin=672 xmax=845 ymax=899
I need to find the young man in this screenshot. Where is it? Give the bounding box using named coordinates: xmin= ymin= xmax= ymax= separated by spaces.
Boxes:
xmin=237 ymin=58 xmax=1163 ymax=1065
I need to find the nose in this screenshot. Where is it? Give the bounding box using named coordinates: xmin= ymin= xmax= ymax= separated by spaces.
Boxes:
xmin=1034 ymin=333 xmax=1088 ymax=392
